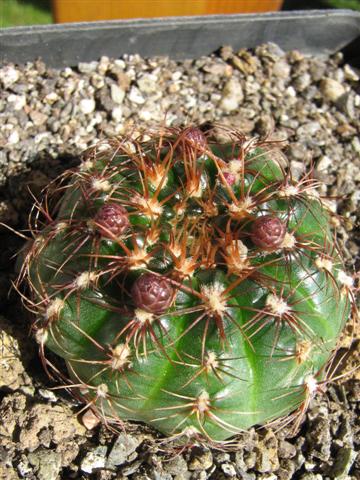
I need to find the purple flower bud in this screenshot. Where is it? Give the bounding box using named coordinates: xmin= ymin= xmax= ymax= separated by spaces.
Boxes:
xmin=132 ymin=273 xmax=174 ymax=314
xmin=251 ymin=215 xmax=286 ymax=251
xmin=179 ymin=127 xmax=208 ymax=153
xmin=95 ymin=203 xmax=130 ymax=238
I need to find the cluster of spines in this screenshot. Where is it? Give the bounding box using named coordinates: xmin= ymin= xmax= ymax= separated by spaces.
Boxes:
xmin=17 ymin=125 xmax=357 ymax=444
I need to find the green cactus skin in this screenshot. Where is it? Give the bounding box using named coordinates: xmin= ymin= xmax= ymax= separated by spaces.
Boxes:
xmin=21 ymin=126 xmax=354 ymax=443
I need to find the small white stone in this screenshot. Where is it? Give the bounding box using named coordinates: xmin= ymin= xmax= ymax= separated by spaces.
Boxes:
xmin=79 ymin=98 xmax=96 ymax=114
xmin=81 ymin=446 xmax=107 ymax=474
xmin=44 ymin=92 xmax=59 ymax=104
xmin=7 ymin=130 xmax=19 ymax=145
xmin=110 ymin=83 xmax=125 ymax=104
xmin=128 ymin=86 xmax=145 ymax=104
xmin=285 ymin=86 xmax=296 ymax=98
xmin=139 ymin=108 xmax=153 ymax=122
xmin=111 ymin=106 xmax=123 ymax=122
xmin=272 ymin=59 xmax=291 ymax=78
xmin=320 ymin=78 xmax=345 ymax=102
xmin=222 ymin=463 xmax=237 ymax=477
xmin=137 ymin=74 xmax=158 ymax=93
xmin=344 ymin=64 xmax=359 ymax=82
xmin=8 ymin=93 xmax=26 ymax=111
xmin=0 ymin=65 xmax=19 ymax=88
xmin=316 ymin=155 xmax=332 ymax=172
xmin=220 ymin=78 xmax=244 ymax=113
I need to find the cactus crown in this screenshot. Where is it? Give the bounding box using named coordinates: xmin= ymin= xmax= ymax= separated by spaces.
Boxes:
xmin=20 ymin=125 xmax=353 ymax=443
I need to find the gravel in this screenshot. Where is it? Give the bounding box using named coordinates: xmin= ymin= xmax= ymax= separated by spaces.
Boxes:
xmin=0 ymin=43 xmax=359 ymax=479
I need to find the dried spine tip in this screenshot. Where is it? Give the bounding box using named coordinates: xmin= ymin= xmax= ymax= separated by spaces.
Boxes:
xmin=174 ymin=257 xmax=197 ymax=276
xmin=251 ymin=215 xmax=286 ymax=251
xmin=95 ymin=203 xmax=130 ymax=238
xmin=148 ymin=164 xmax=168 ymax=189
xmin=132 ymin=273 xmax=174 ymax=314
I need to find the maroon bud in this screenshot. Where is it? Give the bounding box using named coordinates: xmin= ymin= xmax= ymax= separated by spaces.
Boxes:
xmin=222 ymin=171 xmax=236 ymax=185
xmin=95 ymin=203 xmax=130 ymax=238
xmin=251 ymin=215 xmax=286 ymax=251
xmin=179 ymin=127 xmax=208 ymax=153
xmin=132 ymin=273 xmax=174 ymax=314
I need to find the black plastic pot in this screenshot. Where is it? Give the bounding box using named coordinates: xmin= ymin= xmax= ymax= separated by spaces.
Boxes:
xmin=1 ymin=9 xmax=360 ymax=67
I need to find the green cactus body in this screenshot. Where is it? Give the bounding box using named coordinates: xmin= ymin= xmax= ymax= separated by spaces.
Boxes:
xmin=23 ymin=127 xmax=352 ymax=442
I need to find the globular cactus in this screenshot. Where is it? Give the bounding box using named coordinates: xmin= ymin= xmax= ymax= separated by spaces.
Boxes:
xmin=19 ymin=126 xmax=354 ymax=443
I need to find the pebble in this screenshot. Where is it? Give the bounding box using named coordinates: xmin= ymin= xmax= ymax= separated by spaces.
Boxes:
xmin=221 ymin=463 xmax=237 ymax=476
xmin=320 ymin=78 xmax=345 ymax=101
xmin=110 ymin=83 xmax=126 ymax=104
xmin=188 ymin=449 xmax=213 ymax=471
xmin=79 ymin=98 xmax=96 ymax=114
xmin=81 ymin=445 xmax=107 ymax=473
xmin=316 ymin=155 xmax=332 ymax=172
xmin=8 ymin=94 xmax=26 ymax=111
xmin=29 ymin=110 xmax=48 ymax=126
xmin=220 ymin=78 xmax=244 ymax=112
xmin=78 ymin=61 xmax=98 ymax=73
xmin=128 ymin=86 xmax=146 ymax=104
xmin=28 ymin=449 xmax=62 ymax=480
xmin=0 ymin=65 xmax=20 ymax=88
xmin=106 ymin=433 xmax=141 ymax=468
xmin=272 ymin=59 xmax=291 ymax=78
xmin=137 ymin=74 xmax=158 ymax=93
xmin=163 ymin=455 xmax=189 ymax=476
xmin=111 ymin=106 xmax=123 ymax=122
xmin=6 ymin=129 xmax=20 ymax=145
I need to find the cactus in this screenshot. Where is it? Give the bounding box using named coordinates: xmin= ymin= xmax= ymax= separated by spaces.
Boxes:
xmin=19 ymin=126 xmax=354 ymax=443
